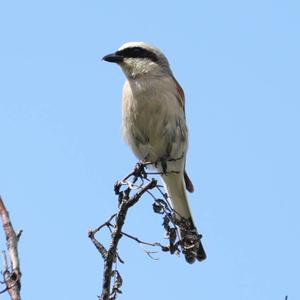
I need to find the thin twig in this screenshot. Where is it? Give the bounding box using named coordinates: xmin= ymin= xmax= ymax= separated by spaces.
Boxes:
xmin=91 ymin=214 xmax=117 ymax=235
xmin=118 ymin=230 xmax=166 ymax=249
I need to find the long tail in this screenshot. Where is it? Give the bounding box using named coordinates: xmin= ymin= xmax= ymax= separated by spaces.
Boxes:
xmin=162 ymin=173 xmax=206 ymax=263
xmin=162 ymin=173 xmax=192 ymax=220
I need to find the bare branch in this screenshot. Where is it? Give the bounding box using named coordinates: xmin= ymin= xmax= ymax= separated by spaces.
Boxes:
xmin=0 ymin=196 xmax=22 ymax=300
xmin=89 ymin=161 xmax=205 ymax=299
xmin=97 ymin=179 xmax=157 ymax=300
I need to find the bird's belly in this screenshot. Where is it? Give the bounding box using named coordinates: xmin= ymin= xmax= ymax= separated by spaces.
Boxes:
xmin=123 ymin=101 xmax=187 ymax=164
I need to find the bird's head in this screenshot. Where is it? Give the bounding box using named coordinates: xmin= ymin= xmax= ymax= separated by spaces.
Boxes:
xmin=102 ymin=42 xmax=171 ymax=79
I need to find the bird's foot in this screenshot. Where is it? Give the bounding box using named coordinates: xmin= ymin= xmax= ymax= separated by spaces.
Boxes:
xmin=133 ymin=161 xmax=150 ymax=179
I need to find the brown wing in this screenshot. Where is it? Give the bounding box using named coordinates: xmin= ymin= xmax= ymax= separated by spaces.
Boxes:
xmin=171 ymin=76 xmax=193 ymax=192
xmin=171 ymin=74 xmax=185 ymax=113
xmin=184 ymin=170 xmax=194 ymax=193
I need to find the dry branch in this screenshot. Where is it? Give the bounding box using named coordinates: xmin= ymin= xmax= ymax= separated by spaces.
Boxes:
xmin=89 ymin=162 xmax=205 ymax=300
xmin=0 ymin=197 xmax=22 ymax=300
xmin=89 ymin=174 xmax=157 ymax=300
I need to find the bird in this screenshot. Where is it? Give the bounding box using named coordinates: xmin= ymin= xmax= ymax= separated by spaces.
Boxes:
xmin=103 ymin=42 xmax=206 ymax=263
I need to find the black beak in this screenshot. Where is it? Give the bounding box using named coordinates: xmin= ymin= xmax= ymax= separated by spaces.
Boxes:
xmin=102 ymin=53 xmax=123 ymax=63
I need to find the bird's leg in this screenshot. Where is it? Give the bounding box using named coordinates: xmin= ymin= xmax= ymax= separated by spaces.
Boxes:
xmin=155 ymin=152 xmax=185 ymax=175
xmin=154 ymin=156 xmax=168 ymax=174
xmin=161 ymin=159 xmax=168 ymax=174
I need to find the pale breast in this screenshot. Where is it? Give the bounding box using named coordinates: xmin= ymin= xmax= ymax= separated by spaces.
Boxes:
xmin=121 ymin=77 xmax=188 ymax=163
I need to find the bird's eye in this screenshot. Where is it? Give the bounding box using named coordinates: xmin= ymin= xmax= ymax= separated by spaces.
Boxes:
xmin=131 ymin=48 xmax=142 ymax=56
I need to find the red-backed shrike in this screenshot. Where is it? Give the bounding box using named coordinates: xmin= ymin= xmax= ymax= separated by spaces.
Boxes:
xmin=103 ymin=42 xmax=206 ymax=263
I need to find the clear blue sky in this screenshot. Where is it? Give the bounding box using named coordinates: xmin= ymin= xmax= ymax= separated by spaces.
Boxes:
xmin=1 ymin=1 xmax=299 ymax=299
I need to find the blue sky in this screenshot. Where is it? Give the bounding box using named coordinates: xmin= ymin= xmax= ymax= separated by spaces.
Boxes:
xmin=0 ymin=1 xmax=299 ymax=299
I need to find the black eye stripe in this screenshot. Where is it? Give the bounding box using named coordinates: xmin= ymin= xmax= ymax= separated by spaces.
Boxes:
xmin=116 ymin=47 xmax=158 ymax=62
